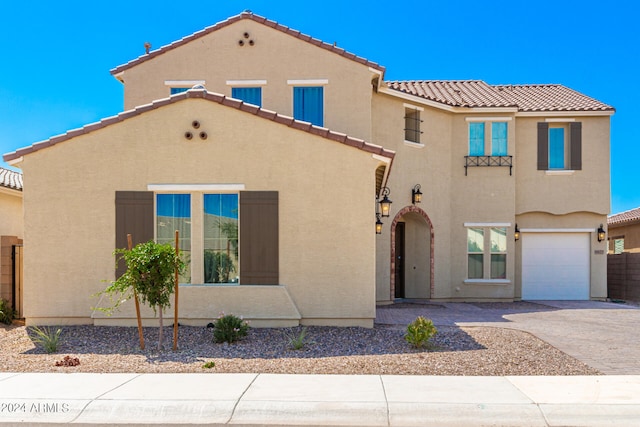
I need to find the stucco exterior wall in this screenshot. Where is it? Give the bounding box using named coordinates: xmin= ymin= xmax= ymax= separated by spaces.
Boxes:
xmin=119 ymin=19 xmax=376 ymax=142
xmin=0 ymin=188 xmax=23 ymax=238
xmin=20 ymin=98 xmax=381 ymax=326
xmin=608 ymin=223 xmax=640 ymax=253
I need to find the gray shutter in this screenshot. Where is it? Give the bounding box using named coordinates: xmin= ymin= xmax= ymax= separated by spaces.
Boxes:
xmin=537 ymin=122 xmax=549 ymax=170
xmin=239 ymin=191 xmax=279 ymax=285
xmin=570 ymin=122 xmax=582 ymax=170
xmin=115 ymin=191 xmax=154 ymax=277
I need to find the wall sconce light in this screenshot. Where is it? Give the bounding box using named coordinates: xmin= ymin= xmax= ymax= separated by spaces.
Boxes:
xmin=411 ymin=184 xmax=422 ymax=204
xmin=597 ymin=224 xmax=606 ymax=242
xmin=375 ymin=214 xmax=383 ymax=234
xmin=514 ymin=224 xmax=520 ymax=241
xmin=379 ymin=187 xmax=392 ymax=217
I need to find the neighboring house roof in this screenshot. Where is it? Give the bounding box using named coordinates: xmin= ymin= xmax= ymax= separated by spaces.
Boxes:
xmin=386 ymin=80 xmax=615 ymax=112
xmin=3 ymin=89 xmax=395 ymax=163
xmin=608 ymin=207 xmax=640 ymax=226
xmin=0 ymin=167 xmax=22 ymax=191
xmin=110 ymin=11 xmax=385 ymax=77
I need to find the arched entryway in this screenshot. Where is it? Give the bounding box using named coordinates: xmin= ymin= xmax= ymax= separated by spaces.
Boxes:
xmin=390 ymin=206 xmax=434 ymax=300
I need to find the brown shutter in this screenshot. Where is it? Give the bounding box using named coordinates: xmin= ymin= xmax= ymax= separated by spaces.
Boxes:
xmin=570 ymin=122 xmax=582 ymax=170
xmin=537 ymin=122 xmax=549 ymax=170
xmin=115 ymin=191 xmax=154 ymax=277
xmin=239 ymin=191 xmax=279 ymax=285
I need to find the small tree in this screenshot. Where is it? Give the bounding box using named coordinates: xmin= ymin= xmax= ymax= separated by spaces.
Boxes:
xmin=100 ymin=240 xmax=185 ymax=351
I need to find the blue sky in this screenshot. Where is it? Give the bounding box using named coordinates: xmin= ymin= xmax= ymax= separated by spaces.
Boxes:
xmin=1 ymin=1 xmax=636 ymax=213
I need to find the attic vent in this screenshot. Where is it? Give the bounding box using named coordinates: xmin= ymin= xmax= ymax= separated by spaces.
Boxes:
xmin=238 ymin=31 xmax=255 ymax=47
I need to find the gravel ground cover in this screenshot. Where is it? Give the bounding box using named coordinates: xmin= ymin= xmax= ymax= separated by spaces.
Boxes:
xmin=0 ymin=323 xmax=599 ymax=375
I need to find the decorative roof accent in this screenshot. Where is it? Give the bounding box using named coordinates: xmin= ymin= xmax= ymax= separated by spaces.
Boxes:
xmin=2 ymin=89 xmax=395 ymax=163
xmin=386 ymin=80 xmax=615 ymax=112
xmin=608 ymin=207 xmax=640 ymax=226
xmin=110 ymin=11 xmax=385 ymax=76
xmin=0 ymin=167 xmax=22 ymax=191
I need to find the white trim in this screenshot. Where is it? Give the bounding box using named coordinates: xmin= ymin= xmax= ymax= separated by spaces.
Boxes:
xmin=520 ymin=228 xmax=595 ymax=233
xmin=545 ymin=118 xmax=576 ymax=122
xmin=226 ymin=80 xmax=267 ymax=86
xmin=464 ymin=222 xmax=512 ymax=227
xmin=464 ymin=279 xmax=511 ymax=285
xmin=164 ymin=80 xmax=206 ymax=87
xmin=517 ymin=110 xmax=614 ymax=117
xmin=465 ymin=117 xmax=513 ymax=122
xmin=287 ymin=79 xmax=329 ymax=86
xmin=545 ymin=170 xmax=576 ymax=176
xmin=403 ymin=103 xmax=424 ymax=111
xmin=7 ymin=156 xmax=23 ymax=166
xmin=372 ymin=154 xmax=392 ymax=163
xmin=148 ymin=184 xmax=245 ymax=192
xmin=404 ymin=140 xmax=425 ymax=148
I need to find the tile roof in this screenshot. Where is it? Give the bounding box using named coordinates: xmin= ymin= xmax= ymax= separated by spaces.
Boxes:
xmin=608 ymin=207 xmax=640 ymax=226
xmin=386 ymin=80 xmax=615 ymax=112
xmin=110 ymin=11 xmax=385 ymax=76
xmin=0 ymin=167 xmax=22 ymax=191
xmin=3 ymin=89 xmax=395 ymax=163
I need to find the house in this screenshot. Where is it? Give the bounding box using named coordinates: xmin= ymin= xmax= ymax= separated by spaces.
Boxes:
xmin=3 ymin=12 xmax=614 ymax=327
xmin=0 ymin=167 xmax=23 ymax=315
xmin=608 ymin=208 xmax=640 ymax=253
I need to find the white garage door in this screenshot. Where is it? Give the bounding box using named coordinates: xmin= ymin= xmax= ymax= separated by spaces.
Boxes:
xmin=522 ymin=233 xmax=590 ymax=300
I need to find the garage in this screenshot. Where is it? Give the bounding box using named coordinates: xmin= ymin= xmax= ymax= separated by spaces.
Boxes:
xmin=521 ymin=232 xmax=590 ymax=300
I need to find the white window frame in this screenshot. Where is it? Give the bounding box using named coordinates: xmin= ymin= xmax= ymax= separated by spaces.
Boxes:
xmin=464 ymin=222 xmax=512 ymax=285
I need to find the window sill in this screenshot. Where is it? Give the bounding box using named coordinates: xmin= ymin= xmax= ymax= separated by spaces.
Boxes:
xmin=464 ymin=279 xmax=511 ymax=285
xmin=404 ymin=140 xmax=424 ymax=148
xmin=545 ymin=170 xmax=575 ymax=176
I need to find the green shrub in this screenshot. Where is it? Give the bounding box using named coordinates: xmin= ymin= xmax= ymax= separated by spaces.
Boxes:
xmin=404 ymin=316 xmax=437 ymax=349
xmin=284 ymin=327 xmax=313 ymax=350
xmin=212 ymin=313 xmax=249 ymax=344
xmin=29 ymin=326 xmax=63 ymax=353
xmin=0 ymin=299 xmax=15 ymax=325
xmin=202 ymin=361 xmax=216 ymax=369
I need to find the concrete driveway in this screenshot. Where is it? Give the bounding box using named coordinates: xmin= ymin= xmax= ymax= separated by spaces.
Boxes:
xmin=376 ymin=300 xmax=640 ymax=375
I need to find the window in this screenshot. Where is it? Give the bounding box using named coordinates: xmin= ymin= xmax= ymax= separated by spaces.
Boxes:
xmin=537 ymin=121 xmax=582 ymax=171
xmin=469 ymin=123 xmax=485 ymax=156
xmin=204 ymin=194 xmax=239 ymax=283
xmin=156 ymin=194 xmax=191 ymax=283
xmin=404 ymin=106 xmax=423 ymax=143
xmin=613 ymin=238 xmax=625 ymax=254
xmin=491 ymin=122 xmax=508 ymax=156
xmin=231 ymin=87 xmax=262 ymax=107
xmin=466 ymin=225 xmax=508 ymax=280
xmin=293 ymin=86 xmax=323 ymax=126
xmin=170 ymin=87 xmax=189 ymax=95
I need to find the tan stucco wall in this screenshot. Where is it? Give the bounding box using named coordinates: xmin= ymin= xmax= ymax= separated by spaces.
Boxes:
xmin=20 ymin=98 xmax=381 ymax=326
xmin=0 ymin=188 xmax=23 ymax=238
xmin=119 ymin=19 xmax=376 ymax=142
xmin=608 ymin=222 xmax=640 ymax=253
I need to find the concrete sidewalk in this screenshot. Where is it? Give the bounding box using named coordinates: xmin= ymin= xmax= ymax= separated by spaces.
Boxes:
xmin=1 ymin=373 xmax=639 ymax=426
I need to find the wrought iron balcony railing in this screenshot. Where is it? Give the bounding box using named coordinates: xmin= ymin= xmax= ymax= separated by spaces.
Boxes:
xmin=465 ymin=155 xmax=513 ymax=176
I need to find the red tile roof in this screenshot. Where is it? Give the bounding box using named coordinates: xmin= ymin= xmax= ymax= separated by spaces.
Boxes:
xmin=608 ymin=207 xmax=640 ymax=226
xmin=0 ymin=167 xmax=22 ymax=191
xmin=2 ymin=89 xmax=395 ymax=163
xmin=110 ymin=11 xmax=385 ymax=76
xmin=386 ymin=80 xmax=614 ymax=112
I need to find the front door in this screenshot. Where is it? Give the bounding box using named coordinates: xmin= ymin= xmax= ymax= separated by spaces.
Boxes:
xmin=395 ymin=222 xmax=405 ymax=299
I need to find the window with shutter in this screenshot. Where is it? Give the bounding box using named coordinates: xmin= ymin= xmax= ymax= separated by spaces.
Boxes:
xmin=538 ymin=121 xmax=582 ymax=171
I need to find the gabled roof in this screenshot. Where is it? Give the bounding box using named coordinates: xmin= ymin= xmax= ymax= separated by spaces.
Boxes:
xmin=110 ymin=11 xmax=385 ymax=77
xmin=0 ymin=167 xmax=22 ymax=191
xmin=608 ymin=207 xmax=640 ymax=226
xmin=385 ymin=80 xmax=615 ymax=112
xmin=3 ymin=89 xmax=394 ymax=163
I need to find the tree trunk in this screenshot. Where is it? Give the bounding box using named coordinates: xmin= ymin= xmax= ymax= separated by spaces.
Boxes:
xmin=158 ymin=305 xmax=164 ymax=351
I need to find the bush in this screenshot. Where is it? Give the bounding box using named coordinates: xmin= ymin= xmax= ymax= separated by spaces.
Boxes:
xmin=212 ymin=313 xmax=249 ymax=344
xmin=29 ymin=326 xmax=63 ymax=353
xmin=0 ymin=299 xmax=15 ymax=325
xmin=284 ymin=326 xmax=313 ymax=351
xmin=404 ymin=316 xmax=437 ymax=349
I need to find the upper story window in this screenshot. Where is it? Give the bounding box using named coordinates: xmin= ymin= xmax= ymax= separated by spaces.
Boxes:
xmin=491 ymin=122 xmax=508 ymax=156
xmin=404 ymin=104 xmax=423 ymax=145
xmin=537 ymin=121 xmax=582 ymax=171
xmin=231 ymin=87 xmax=262 ymax=107
xmin=288 ymin=80 xmax=327 ymax=127
xmin=165 ymin=80 xmax=206 ymax=96
xmin=468 ymin=120 xmax=509 ymax=156
xmin=170 ymin=87 xmax=189 ymax=95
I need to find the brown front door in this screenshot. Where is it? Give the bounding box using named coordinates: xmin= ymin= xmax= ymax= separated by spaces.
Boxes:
xmin=395 ymin=222 xmax=405 ymax=299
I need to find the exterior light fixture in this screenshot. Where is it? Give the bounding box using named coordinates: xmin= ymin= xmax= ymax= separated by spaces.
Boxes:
xmin=379 ymin=187 xmax=392 ymax=218
xmin=412 ymin=184 xmax=422 ymax=204
xmin=597 ymin=224 xmax=606 ymax=242
xmin=514 ymin=224 xmax=520 ymax=241
xmin=376 ymin=214 xmax=383 ymax=234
